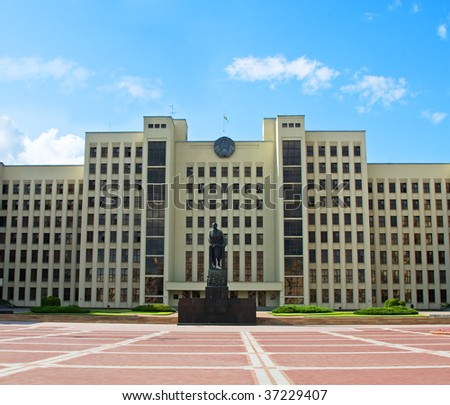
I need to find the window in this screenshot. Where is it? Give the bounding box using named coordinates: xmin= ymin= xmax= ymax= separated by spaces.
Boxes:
xmin=148 ymin=141 xmax=166 ymax=166
xmin=435 ymin=182 xmax=442 ymax=193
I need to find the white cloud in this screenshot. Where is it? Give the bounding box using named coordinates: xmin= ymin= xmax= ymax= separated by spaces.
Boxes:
xmin=225 ymin=55 xmax=339 ymax=94
xmin=0 ymin=56 xmax=93 ymax=90
xmin=437 ymin=24 xmax=448 ymax=40
xmin=421 ymin=110 xmax=447 ymax=124
xmin=363 ymin=12 xmax=380 ymax=22
xmin=411 ymin=3 xmax=420 ymax=13
xmin=114 ymin=75 xmax=162 ymax=100
xmin=0 ymin=116 xmax=84 ymax=165
xmin=341 ymin=74 xmax=409 ymax=112
xmin=0 ymin=115 xmax=24 ymax=163
xmin=388 ymin=0 xmax=402 ymax=10
xmin=16 ymin=129 xmax=84 ymax=165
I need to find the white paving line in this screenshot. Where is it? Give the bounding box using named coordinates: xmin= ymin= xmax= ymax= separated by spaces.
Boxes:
xmin=0 ymin=330 xmax=169 ymax=379
xmin=242 ymin=331 xmax=290 ymax=385
xmin=3 ymin=363 xmax=449 ymax=371
xmin=323 ymin=329 xmax=450 ymax=359
xmin=276 ymin=365 xmax=450 ymax=370
xmin=240 ymin=331 xmax=271 ymax=384
xmin=0 ymin=329 xmax=96 ymax=343
xmin=31 ymin=364 xmax=263 ymax=370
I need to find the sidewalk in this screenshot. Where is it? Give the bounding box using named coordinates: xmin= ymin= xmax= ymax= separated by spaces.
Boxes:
xmin=1 ymin=310 xmax=450 ymax=325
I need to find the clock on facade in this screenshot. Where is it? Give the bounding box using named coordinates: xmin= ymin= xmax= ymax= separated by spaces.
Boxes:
xmin=214 ymin=136 xmax=235 ymax=158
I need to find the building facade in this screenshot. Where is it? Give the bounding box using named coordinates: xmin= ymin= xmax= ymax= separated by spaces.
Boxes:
xmin=0 ymin=115 xmax=449 ymax=309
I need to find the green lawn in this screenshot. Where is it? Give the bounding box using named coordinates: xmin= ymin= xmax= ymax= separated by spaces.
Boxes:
xmin=271 ymin=311 xmax=424 ymax=317
xmin=90 ymin=310 xmax=174 ymax=316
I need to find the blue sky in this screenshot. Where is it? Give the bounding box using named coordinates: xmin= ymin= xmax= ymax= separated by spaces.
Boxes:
xmin=0 ymin=0 xmax=449 ymax=164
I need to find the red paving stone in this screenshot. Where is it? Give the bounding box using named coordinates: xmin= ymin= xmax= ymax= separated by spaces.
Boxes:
xmin=271 ymin=352 xmax=450 ymax=367
xmin=1 ymin=322 xmax=450 ymax=385
xmin=60 ymin=353 xmax=250 ymax=367
xmin=1 ymin=367 xmax=257 ymax=385
xmin=284 ymin=367 xmax=450 ymax=385
xmin=103 ymin=345 xmax=247 ymax=353
xmin=261 ymin=344 xmax=406 ymax=353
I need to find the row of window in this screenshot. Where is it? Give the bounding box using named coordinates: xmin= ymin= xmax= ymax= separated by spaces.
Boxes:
xmin=369 ymin=181 xmax=450 ymax=194
xmin=306 ymin=144 xmax=361 ymax=157
xmin=3 ymin=199 xmax=81 ymax=211
xmin=2 ymin=183 xmax=81 ymax=195
xmin=89 ymin=145 xmax=143 ymax=158
xmin=281 ymin=122 xmax=302 ymax=128
xmin=185 ymin=251 xmax=264 ymax=282
xmin=187 ymin=165 xmax=264 ymax=178
xmin=186 ymin=233 xmax=264 ymax=246
xmin=371 ymin=198 xmax=450 ymax=211
xmin=184 ymin=182 xmax=264 ymax=194
xmin=308 ymin=212 xmax=364 ymax=226
xmin=0 ymin=250 xmax=77 ymax=263
xmin=0 ymin=216 xmax=77 ymax=228
xmin=377 ymin=269 xmax=447 ymax=284
xmin=373 ymin=250 xmax=446 ymax=265
xmin=89 ymin=162 xmax=143 ymax=175
xmin=310 ymin=289 xmax=366 ymax=304
xmin=309 ymin=268 xmax=366 ymax=284
xmin=3 ymin=287 xmax=76 ymax=302
xmin=373 ymin=233 xmax=446 ymax=245
xmin=309 ymin=249 xmax=365 ymax=264
xmin=185 ymin=199 xmax=264 ymax=210
xmin=186 ymin=216 xmax=263 ymax=228
xmin=309 ymin=231 xmax=365 ymax=244
xmin=307 ymin=162 xmax=361 ymax=174
xmin=370 ymin=215 xmax=450 ymax=228
xmin=3 ymin=268 xmax=74 ymax=283
xmin=85 ymin=248 xmax=140 ymax=263
xmin=86 ymin=230 xmax=141 ymax=243
xmin=86 ymin=213 xmax=141 ymax=226
xmin=85 ymin=268 xmax=140 ymax=283
xmin=2 ymin=233 xmax=77 ymax=245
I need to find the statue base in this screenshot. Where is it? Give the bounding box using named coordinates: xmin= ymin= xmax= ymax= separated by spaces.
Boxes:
xmin=178 ymin=295 xmax=256 ymax=325
xmin=178 ymin=263 xmax=256 ymax=325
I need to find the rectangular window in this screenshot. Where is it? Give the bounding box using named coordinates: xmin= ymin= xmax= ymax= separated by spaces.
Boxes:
xmin=148 ymin=142 xmax=166 ymax=166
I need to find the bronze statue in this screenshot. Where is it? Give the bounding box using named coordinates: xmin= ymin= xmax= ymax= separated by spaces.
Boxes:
xmin=208 ymin=222 xmax=226 ymax=268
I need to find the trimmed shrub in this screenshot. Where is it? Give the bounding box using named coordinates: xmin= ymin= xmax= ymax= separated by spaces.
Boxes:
xmin=132 ymin=304 xmax=176 ymax=313
xmin=272 ymin=305 xmax=333 ymax=314
xmin=384 ymin=298 xmax=406 ymax=308
xmin=354 ymin=306 xmax=418 ymax=316
xmin=41 ymin=296 xmax=61 ymax=307
xmin=31 ymin=305 xmax=90 ymax=314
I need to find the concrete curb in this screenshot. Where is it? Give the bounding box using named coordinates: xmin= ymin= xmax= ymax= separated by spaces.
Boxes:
xmin=1 ymin=312 xmax=450 ymax=325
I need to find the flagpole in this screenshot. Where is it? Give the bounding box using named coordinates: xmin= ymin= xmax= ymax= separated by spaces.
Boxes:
xmin=223 ymin=113 xmax=228 ymax=134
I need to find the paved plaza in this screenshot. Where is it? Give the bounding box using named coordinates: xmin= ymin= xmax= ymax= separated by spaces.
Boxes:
xmin=1 ymin=321 xmax=450 ymax=385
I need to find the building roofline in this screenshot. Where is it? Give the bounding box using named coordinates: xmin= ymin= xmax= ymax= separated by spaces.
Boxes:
xmin=0 ymin=164 xmax=84 ymax=168
xmin=85 ymin=131 xmax=142 ymax=135
xmin=369 ymin=162 xmax=450 ymax=165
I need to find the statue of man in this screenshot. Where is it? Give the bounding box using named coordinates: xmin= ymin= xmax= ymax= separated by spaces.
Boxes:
xmin=208 ymin=222 xmax=225 ymax=268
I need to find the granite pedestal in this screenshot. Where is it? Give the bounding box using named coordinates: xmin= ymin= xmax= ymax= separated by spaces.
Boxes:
xmin=178 ymin=269 xmax=256 ymax=325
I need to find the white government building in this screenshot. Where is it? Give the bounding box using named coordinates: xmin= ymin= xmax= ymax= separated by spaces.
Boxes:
xmin=1 ymin=115 xmax=449 ymax=310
